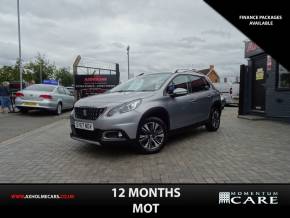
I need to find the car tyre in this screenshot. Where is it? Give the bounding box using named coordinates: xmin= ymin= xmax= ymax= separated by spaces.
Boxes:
xmin=55 ymin=103 xmax=62 ymax=115
xmin=136 ymin=117 xmax=167 ymax=154
xmin=19 ymin=108 xmax=29 ymax=113
xmin=206 ymin=107 xmax=221 ymax=131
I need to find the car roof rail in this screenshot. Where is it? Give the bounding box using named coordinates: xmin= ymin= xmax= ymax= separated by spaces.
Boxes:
xmin=174 ymin=68 xmax=197 ymax=73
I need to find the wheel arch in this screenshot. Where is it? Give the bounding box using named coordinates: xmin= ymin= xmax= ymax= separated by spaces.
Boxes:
xmin=56 ymin=99 xmax=63 ymax=107
xmin=211 ymin=100 xmax=222 ymax=111
xmin=138 ymin=107 xmax=170 ymax=133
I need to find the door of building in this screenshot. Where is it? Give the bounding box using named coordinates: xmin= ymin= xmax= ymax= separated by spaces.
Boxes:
xmin=251 ymin=55 xmax=266 ymax=111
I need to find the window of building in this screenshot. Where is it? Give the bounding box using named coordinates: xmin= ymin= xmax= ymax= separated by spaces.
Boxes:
xmin=277 ymin=65 xmax=290 ymax=90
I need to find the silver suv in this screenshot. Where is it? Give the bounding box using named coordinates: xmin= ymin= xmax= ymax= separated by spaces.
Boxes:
xmin=70 ymin=71 xmax=222 ymax=154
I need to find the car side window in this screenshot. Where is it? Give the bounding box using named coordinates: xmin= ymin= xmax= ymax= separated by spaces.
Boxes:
xmin=189 ymin=75 xmax=209 ymax=93
xmin=167 ymin=75 xmax=190 ymax=94
xmin=202 ymin=77 xmax=211 ymax=89
xmin=64 ymin=88 xmax=71 ymax=95
xmin=57 ymin=87 xmax=65 ymax=94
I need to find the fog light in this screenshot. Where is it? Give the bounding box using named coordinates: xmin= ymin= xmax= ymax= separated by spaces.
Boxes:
xmin=103 ymin=131 xmax=124 ymax=139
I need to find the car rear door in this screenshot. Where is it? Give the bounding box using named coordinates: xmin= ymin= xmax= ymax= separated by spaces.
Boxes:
xmin=64 ymin=87 xmax=75 ymax=109
xmin=61 ymin=87 xmax=73 ymax=109
xmin=56 ymin=87 xmax=68 ymax=109
xmin=188 ymin=75 xmax=212 ymax=122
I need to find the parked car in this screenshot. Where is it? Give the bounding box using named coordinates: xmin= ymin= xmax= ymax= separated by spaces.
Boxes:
xmin=15 ymin=84 xmax=74 ymax=115
xmin=213 ymin=82 xmax=239 ymax=105
xmin=65 ymin=86 xmax=75 ymax=95
xmin=70 ymin=71 xmax=222 ymax=154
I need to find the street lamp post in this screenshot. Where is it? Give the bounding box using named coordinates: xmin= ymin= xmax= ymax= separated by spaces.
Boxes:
xmin=127 ymin=45 xmax=130 ymax=80
xmin=17 ymin=0 xmax=23 ymax=90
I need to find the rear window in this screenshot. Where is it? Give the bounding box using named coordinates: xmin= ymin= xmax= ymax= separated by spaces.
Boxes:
xmin=25 ymin=84 xmax=56 ymax=92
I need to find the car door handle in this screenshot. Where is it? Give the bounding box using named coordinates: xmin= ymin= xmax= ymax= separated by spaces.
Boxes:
xmin=207 ymin=95 xmax=212 ymax=98
xmin=190 ymin=99 xmax=197 ymax=103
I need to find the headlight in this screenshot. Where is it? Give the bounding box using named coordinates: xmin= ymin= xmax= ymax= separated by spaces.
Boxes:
xmin=107 ymin=99 xmax=142 ymax=117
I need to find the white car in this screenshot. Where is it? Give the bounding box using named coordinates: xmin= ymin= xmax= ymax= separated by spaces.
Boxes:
xmin=213 ymin=82 xmax=239 ymax=105
xmin=15 ymin=84 xmax=74 ymax=115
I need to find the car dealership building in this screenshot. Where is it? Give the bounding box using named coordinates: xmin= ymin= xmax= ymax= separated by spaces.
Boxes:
xmin=239 ymin=41 xmax=290 ymax=122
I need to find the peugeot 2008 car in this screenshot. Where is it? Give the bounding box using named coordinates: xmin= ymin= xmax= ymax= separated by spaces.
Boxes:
xmin=70 ymin=71 xmax=222 ymax=154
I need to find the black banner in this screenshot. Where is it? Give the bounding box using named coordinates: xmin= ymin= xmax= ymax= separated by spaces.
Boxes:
xmin=74 ymin=74 xmax=119 ymax=90
xmin=0 ymin=184 xmax=289 ymax=213
xmin=204 ymin=0 xmax=290 ymax=70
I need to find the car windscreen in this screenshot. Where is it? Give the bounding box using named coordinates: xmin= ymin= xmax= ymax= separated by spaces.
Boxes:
xmin=25 ymin=84 xmax=56 ymax=92
xmin=109 ymin=73 xmax=171 ymax=92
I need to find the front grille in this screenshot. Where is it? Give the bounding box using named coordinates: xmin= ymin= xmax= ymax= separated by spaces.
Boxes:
xmin=74 ymin=107 xmax=105 ymax=120
xmin=73 ymin=127 xmax=102 ymax=141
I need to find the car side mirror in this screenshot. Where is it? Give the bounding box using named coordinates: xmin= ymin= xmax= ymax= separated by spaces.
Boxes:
xmin=170 ymin=88 xmax=188 ymax=97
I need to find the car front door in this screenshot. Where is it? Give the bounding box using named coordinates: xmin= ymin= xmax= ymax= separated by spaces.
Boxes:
xmin=166 ymin=75 xmax=196 ymax=129
xmin=188 ymin=75 xmax=212 ymax=122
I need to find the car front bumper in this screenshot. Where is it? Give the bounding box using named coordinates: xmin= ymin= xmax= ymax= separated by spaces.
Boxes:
xmin=70 ymin=127 xmax=134 ymax=146
xmin=70 ymin=109 xmax=141 ymax=144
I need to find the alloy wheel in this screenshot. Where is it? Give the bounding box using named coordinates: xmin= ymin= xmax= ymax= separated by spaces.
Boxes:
xmin=57 ymin=104 xmax=62 ymax=115
xmin=212 ymin=109 xmax=220 ymax=129
xmin=138 ymin=121 xmax=165 ymax=151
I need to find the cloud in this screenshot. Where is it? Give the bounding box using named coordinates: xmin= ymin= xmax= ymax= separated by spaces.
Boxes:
xmin=111 ymin=42 xmax=125 ymax=48
xmin=202 ymin=29 xmax=232 ymax=38
xmin=181 ymin=36 xmax=206 ymax=44
xmin=0 ymin=0 xmax=247 ymax=82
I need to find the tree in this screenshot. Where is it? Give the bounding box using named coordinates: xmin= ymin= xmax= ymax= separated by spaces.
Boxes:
xmin=24 ymin=54 xmax=56 ymax=83
xmin=55 ymin=68 xmax=73 ymax=87
xmin=0 ymin=65 xmax=18 ymax=83
xmin=55 ymin=68 xmax=73 ymax=86
xmin=0 ymin=54 xmax=71 ymax=85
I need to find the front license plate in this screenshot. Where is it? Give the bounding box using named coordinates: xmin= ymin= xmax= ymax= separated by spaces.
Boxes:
xmin=75 ymin=121 xmax=94 ymax=131
xmin=22 ymin=102 xmax=38 ymax=106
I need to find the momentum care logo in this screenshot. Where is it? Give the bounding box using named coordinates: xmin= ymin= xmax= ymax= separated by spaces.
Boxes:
xmin=218 ymin=191 xmax=278 ymax=205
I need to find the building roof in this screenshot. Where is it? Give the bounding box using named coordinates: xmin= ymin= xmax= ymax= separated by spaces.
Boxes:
xmin=197 ymin=65 xmax=219 ymax=78
xmin=198 ymin=68 xmax=210 ymax=75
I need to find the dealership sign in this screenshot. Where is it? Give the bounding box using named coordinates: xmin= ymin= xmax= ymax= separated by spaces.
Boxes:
xmin=43 ymin=80 xmax=59 ymax=85
xmin=74 ymin=75 xmax=119 ymax=90
xmin=245 ymin=41 xmax=264 ymax=58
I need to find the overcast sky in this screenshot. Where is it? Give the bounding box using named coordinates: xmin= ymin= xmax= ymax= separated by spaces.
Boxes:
xmin=0 ymin=0 xmax=247 ymax=81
